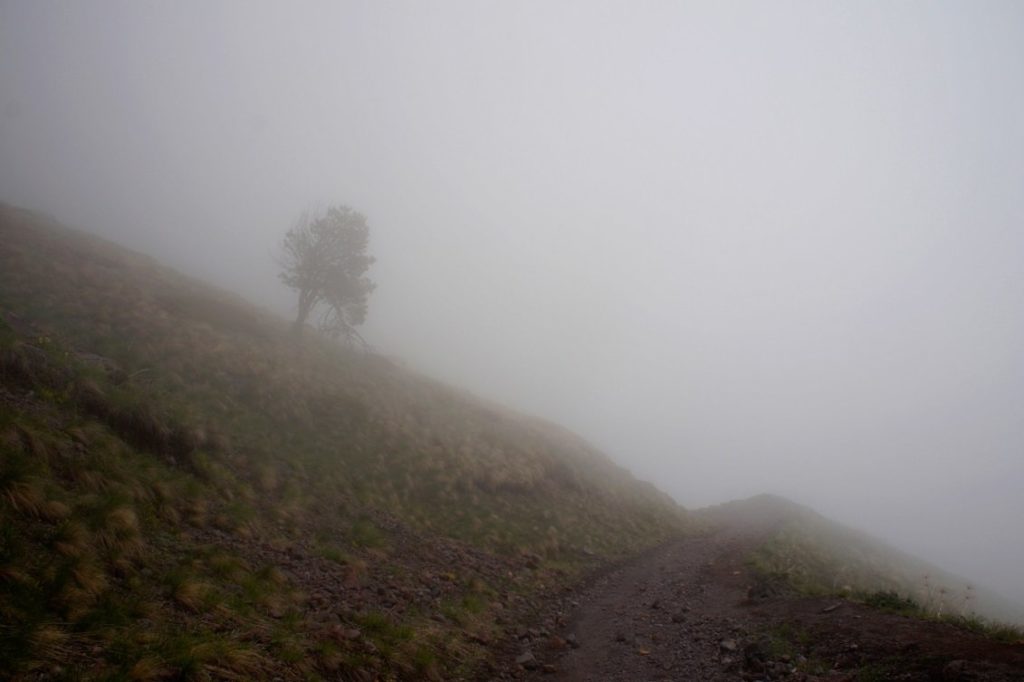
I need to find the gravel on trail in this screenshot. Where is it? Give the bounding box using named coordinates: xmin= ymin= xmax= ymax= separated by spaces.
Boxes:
xmin=497 ymin=520 xmax=1024 ymax=682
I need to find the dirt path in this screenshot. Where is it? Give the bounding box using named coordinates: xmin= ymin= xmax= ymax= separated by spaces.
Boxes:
xmin=501 ymin=521 xmax=1024 ymax=681
xmin=528 ymin=526 xmax=763 ymax=681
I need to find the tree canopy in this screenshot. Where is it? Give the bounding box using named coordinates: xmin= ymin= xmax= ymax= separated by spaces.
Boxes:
xmin=279 ymin=205 xmax=375 ymax=341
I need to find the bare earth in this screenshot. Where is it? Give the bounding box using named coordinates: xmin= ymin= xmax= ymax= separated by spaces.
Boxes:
xmin=496 ymin=521 xmax=1024 ymax=681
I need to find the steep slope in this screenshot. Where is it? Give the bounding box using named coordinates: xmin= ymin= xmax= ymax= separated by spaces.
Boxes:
xmin=0 ymin=204 xmax=686 ymax=680
xmin=703 ymin=494 xmax=1024 ymax=628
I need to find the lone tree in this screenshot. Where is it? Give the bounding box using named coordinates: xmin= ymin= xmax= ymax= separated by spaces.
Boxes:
xmin=279 ymin=205 xmax=376 ymax=341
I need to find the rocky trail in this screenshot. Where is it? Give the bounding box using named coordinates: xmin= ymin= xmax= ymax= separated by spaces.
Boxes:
xmin=497 ymin=519 xmax=1024 ymax=681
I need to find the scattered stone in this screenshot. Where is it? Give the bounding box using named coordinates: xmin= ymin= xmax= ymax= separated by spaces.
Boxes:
xmin=821 ymin=603 xmax=841 ymax=613
xmin=566 ymin=633 xmax=580 ymax=649
xmin=720 ymin=638 xmax=738 ymax=652
xmin=671 ymin=612 xmax=686 ymax=623
xmin=548 ymin=635 xmax=567 ymax=650
xmin=515 ymin=651 xmax=538 ymax=670
xmin=542 ymin=663 xmax=557 ymax=674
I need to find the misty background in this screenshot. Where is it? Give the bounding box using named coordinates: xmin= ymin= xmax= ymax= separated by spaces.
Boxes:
xmin=2 ymin=2 xmax=1022 ymax=606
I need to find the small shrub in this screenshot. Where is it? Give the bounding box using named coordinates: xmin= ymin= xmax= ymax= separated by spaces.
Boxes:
xmin=315 ymin=543 xmax=349 ymax=565
xmin=863 ymin=590 xmax=919 ymax=614
xmin=350 ymin=517 xmax=386 ymax=549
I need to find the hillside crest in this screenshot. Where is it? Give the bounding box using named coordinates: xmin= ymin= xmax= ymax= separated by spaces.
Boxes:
xmin=0 ymin=204 xmax=685 ymax=680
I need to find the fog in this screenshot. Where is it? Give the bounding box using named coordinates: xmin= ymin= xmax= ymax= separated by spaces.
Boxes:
xmin=2 ymin=2 xmax=1022 ymax=606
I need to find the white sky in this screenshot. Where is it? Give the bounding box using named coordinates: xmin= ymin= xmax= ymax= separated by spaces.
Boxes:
xmin=2 ymin=1 xmax=1022 ymax=606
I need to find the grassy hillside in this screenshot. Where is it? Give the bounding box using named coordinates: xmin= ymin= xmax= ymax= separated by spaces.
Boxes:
xmin=0 ymin=204 xmax=687 ymax=680
xmin=705 ymin=495 xmax=1024 ymax=633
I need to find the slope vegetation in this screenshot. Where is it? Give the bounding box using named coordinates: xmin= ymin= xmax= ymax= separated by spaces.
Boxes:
xmin=0 ymin=204 xmax=686 ymax=680
xmin=704 ymin=494 xmax=1024 ymax=629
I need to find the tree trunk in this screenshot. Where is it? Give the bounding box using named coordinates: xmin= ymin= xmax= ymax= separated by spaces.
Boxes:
xmin=292 ymin=288 xmax=315 ymax=337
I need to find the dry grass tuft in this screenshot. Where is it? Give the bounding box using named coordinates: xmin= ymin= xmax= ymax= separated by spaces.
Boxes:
xmin=217 ymin=645 xmax=266 ymax=674
xmin=29 ymin=624 xmax=70 ymax=659
xmin=208 ymin=553 xmax=249 ymax=582
xmin=54 ymin=521 xmax=90 ymax=557
xmin=128 ymin=656 xmax=172 ymax=680
xmin=40 ymin=499 xmax=71 ymax=521
xmin=150 ymin=480 xmax=174 ymax=501
xmin=184 ymin=496 xmax=209 ymax=526
xmin=71 ymin=468 xmax=109 ymax=492
xmin=99 ymin=505 xmax=144 ymax=556
xmin=58 ymin=585 xmax=96 ymax=621
xmin=20 ymin=428 xmax=51 ymax=461
xmin=157 ymin=503 xmax=181 ymax=524
xmin=71 ymin=559 xmax=108 ymax=597
xmin=259 ymin=591 xmax=290 ymax=618
xmin=4 ymin=480 xmax=45 ymax=517
xmin=259 ymin=565 xmax=288 ymax=586
xmin=186 ymin=639 xmax=266 ymax=678
xmin=106 ymin=506 xmax=140 ymax=535
xmin=174 ymin=579 xmax=210 ymax=611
